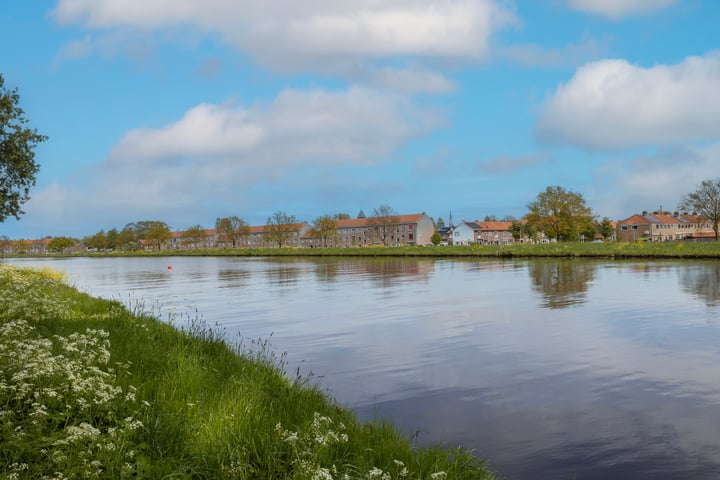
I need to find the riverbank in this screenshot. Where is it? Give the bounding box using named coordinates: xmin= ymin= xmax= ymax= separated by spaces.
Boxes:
xmin=0 ymin=265 xmax=496 ymax=479
xmin=8 ymin=240 xmax=720 ymax=259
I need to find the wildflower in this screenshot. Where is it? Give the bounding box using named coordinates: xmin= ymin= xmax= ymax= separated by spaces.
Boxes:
xmin=430 ymin=472 xmax=447 ymax=479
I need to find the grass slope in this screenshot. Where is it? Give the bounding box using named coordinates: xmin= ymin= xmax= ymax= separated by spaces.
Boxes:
xmin=0 ymin=265 xmax=497 ymax=480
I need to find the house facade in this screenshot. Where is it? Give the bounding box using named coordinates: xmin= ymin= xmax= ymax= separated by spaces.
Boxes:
xmin=616 ymin=211 xmax=713 ymax=242
xmin=452 ymin=221 xmax=516 ymax=246
xmin=301 ymin=213 xmax=436 ymax=248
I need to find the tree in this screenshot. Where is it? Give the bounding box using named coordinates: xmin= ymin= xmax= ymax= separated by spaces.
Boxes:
xmin=333 ymin=213 xmax=351 ymax=220
xmin=431 ymin=231 xmax=442 ymax=245
xmin=526 ymin=186 xmax=594 ymax=241
xmin=83 ymin=230 xmax=108 ymax=251
xmin=483 ymin=215 xmax=498 ymax=222
xmin=679 ymin=179 xmax=720 ymax=241
xmin=367 ymin=204 xmax=400 ymax=246
xmin=312 ymin=215 xmax=338 ymax=247
xmin=143 ymin=221 xmax=172 ymax=250
xmin=47 ymin=236 xmax=75 ymax=253
xmin=436 ymin=217 xmax=445 ymax=228
xmin=181 ymin=224 xmax=206 ymax=249
xmin=600 ymin=217 xmax=614 ymax=240
xmin=0 ymin=74 xmax=47 ymax=223
xmin=264 ymin=211 xmax=299 ymax=248
xmin=215 ymin=216 xmax=250 ymax=248
xmin=117 ymin=226 xmax=138 ymax=251
xmin=106 ymin=228 xmax=119 ymax=250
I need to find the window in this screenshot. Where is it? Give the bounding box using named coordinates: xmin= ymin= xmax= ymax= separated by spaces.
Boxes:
xmin=409 ymin=233 xmax=413 ymax=240
xmin=621 ymin=226 xmax=628 ymax=230
xmin=408 ymin=225 xmax=413 ymax=230
xmin=632 ymin=225 xmax=638 ymax=230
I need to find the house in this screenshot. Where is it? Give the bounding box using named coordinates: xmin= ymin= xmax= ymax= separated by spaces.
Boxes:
xmin=302 ymin=213 xmax=436 ymax=248
xmin=452 ymin=221 xmax=518 ymax=246
xmin=616 ymin=211 xmax=713 ymax=242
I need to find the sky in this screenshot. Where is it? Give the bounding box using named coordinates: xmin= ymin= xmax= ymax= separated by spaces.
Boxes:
xmin=1 ymin=0 xmax=719 ymax=239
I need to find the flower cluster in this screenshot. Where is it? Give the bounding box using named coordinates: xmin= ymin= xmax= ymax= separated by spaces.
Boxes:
xmin=0 ymin=266 xmax=144 ymax=478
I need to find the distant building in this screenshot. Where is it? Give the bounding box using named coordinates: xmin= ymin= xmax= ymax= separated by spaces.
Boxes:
xmin=616 ymin=211 xmax=713 ymax=242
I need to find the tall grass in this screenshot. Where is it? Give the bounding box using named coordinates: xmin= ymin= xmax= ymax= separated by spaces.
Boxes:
xmin=0 ymin=265 xmax=497 ymax=479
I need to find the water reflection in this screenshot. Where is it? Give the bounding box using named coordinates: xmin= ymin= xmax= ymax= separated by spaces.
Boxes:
xmin=529 ymin=259 xmax=597 ymax=308
xmin=679 ymin=262 xmax=720 ymax=307
xmin=8 ymin=256 xmax=720 ymax=480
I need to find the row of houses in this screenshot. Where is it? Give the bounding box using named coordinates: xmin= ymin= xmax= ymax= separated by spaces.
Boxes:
xmin=616 ymin=211 xmax=715 ymax=243
xmin=158 ymin=213 xmax=437 ymax=250
xmin=4 ymin=210 xmax=718 ymax=254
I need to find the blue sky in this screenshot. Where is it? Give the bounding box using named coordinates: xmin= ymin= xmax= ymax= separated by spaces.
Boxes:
xmin=2 ymin=0 xmax=719 ymax=239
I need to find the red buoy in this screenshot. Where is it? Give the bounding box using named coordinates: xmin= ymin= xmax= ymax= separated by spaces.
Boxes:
xmin=167 ymin=265 xmax=172 ymax=270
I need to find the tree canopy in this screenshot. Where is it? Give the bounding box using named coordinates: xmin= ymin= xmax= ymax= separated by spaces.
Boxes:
xmin=312 ymin=215 xmax=338 ymax=247
xmin=525 ymin=186 xmax=594 ymax=241
xmin=264 ymin=211 xmax=298 ymax=248
xmin=368 ymin=204 xmax=400 ymax=246
xmin=1 ymin=74 xmax=47 ymax=223
xmin=215 ymin=216 xmax=250 ymax=248
xmin=679 ymin=179 xmax=720 ymax=241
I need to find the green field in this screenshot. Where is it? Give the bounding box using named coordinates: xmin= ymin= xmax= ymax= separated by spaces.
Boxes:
xmin=0 ymin=265 xmax=497 ymax=479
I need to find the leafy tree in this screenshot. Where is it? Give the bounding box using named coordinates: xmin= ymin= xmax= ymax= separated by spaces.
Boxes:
xmin=600 ymin=217 xmax=615 ymax=240
xmin=312 ymin=215 xmax=338 ymax=247
xmin=368 ymin=204 xmax=400 ymax=246
xmin=83 ymin=230 xmax=107 ymax=251
xmin=264 ymin=211 xmax=299 ymax=248
xmin=333 ymin=213 xmax=351 ymax=220
xmin=431 ymin=231 xmax=442 ymax=245
xmin=181 ymin=224 xmax=206 ymax=249
xmin=526 ymin=186 xmax=594 ymax=241
xmin=436 ymin=217 xmax=445 ymax=228
xmin=0 ymin=74 xmax=47 ymax=223
xmin=483 ymin=215 xmax=498 ymax=222
xmin=106 ymin=228 xmax=119 ymax=250
xmin=117 ymin=226 xmax=138 ymax=251
xmin=47 ymin=236 xmax=75 ymax=253
xmin=143 ymin=221 xmax=172 ymax=250
xmin=679 ymin=179 xmax=720 ymax=240
xmin=215 ymin=216 xmax=250 ymax=248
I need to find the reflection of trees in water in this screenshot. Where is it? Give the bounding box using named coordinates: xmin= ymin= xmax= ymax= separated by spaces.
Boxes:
xmin=217 ymin=269 xmax=251 ymax=289
xmin=265 ymin=265 xmax=301 ymax=287
xmin=529 ymin=260 xmax=597 ymax=309
xmin=310 ymin=258 xmax=435 ymax=289
xmin=679 ymin=262 xmax=720 ymax=307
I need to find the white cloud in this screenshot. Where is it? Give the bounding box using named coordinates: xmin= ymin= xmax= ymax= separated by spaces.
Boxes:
xmin=589 ymin=144 xmax=720 ymax=219
xmin=536 ymin=53 xmax=720 ymax=150
xmin=566 ymin=0 xmax=677 ymax=19
xmin=51 ymin=0 xmax=515 ymax=83
xmin=110 ymin=86 xmax=441 ymax=166
xmin=20 ymin=86 xmax=442 ymax=233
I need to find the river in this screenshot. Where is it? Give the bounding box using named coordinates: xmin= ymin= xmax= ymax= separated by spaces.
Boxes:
xmin=8 ymin=256 xmax=720 ymax=479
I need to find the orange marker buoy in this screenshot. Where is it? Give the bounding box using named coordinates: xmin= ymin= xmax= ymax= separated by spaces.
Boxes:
xmin=167 ymin=265 xmax=172 ymax=270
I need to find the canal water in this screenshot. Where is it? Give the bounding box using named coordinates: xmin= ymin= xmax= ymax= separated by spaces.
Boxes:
xmin=9 ymin=256 xmax=720 ymax=479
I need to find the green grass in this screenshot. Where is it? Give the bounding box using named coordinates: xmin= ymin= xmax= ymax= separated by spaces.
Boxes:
xmin=0 ymin=265 xmax=497 ymax=479
xmin=11 ymin=240 xmax=720 ymax=259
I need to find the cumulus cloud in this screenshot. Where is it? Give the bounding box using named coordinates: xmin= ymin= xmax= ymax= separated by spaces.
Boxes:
xmin=20 ymin=86 xmax=442 ymax=233
xmin=497 ymin=36 xmax=607 ymax=68
xmin=110 ymin=86 xmax=442 ymax=166
xmin=536 ymin=52 xmax=720 ymax=150
xmin=51 ymin=0 xmax=514 ymax=84
xmin=566 ymin=0 xmax=677 ymax=19
xmin=590 ymin=144 xmax=720 ymax=219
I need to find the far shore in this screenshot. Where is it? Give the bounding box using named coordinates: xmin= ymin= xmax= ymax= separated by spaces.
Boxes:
xmin=6 ymin=240 xmax=720 ymax=259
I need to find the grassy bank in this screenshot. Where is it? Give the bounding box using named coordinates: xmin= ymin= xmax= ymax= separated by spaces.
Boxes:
xmin=10 ymin=240 xmax=720 ymax=259
xmin=0 ymin=265 xmax=496 ymax=479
